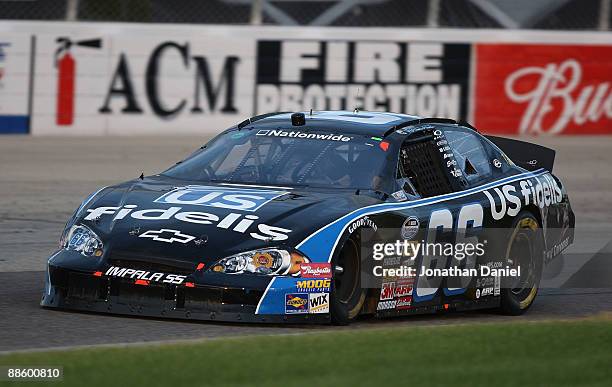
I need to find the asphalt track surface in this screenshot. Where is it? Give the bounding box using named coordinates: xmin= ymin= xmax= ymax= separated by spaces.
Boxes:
xmin=1 ymin=136 xmax=611 ymax=353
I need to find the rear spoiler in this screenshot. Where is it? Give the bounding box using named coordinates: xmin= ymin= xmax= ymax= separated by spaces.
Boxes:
xmin=485 ymin=135 xmax=556 ymax=172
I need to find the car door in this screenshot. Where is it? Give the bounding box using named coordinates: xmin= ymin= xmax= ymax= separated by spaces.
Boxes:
xmin=393 ymin=127 xmax=500 ymax=307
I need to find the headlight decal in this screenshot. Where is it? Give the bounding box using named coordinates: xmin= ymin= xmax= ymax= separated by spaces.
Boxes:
xmin=210 ymin=248 xmax=309 ymax=276
xmin=63 ymin=224 xmax=104 ymax=257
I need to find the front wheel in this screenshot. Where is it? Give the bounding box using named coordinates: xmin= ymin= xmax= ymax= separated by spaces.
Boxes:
xmin=499 ymin=212 xmax=544 ymax=315
xmin=330 ymin=236 xmax=366 ymax=325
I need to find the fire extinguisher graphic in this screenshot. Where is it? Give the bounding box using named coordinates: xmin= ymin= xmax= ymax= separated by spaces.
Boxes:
xmin=55 ymin=37 xmax=102 ymax=126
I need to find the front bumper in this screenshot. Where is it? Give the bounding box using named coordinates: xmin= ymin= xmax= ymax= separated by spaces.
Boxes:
xmin=42 ymin=252 xmax=330 ymax=324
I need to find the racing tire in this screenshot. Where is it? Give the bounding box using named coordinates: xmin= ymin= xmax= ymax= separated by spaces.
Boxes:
xmin=499 ymin=212 xmax=544 ymax=315
xmin=330 ymin=236 xmax=366 ymax=325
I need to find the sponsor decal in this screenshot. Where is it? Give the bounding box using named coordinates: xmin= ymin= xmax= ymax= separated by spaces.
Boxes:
xmin=401 ymin=216 xmax=420 ymax=240
xmin=378 ymin=277 xmax=414 ymax=311
xmin=545 ymin=236 xmax=570 ymax=264
xmin=379 ymin=281 xmax=395 ymax=301
xmin=296 ymin=279 xmax=331 ymax=292
xmin=483 ymin=175 xmax=562 ymax=220
xmin=475 ymin=277 xmax=494 ymax=288
xmin=393 ymin=278 xmax=414 ymax=298
xmin=376 ymin=300 xmax=397 ymax=311
xmin=434 ymin=129 xmax=463 ymax=179
xmin=494 ymin=274 xmax=501 ymax=296
xmin=480 ymin=287 xmax=494 ymax=297
xmin=255 ymin=40 xmax=470 ymax=119
xmin=308 ymin=292 xmax=330 ymax=314
xmin=138 ymin=228 xmax=195 ymax=244
xmin=285 ymin=293 xmax=309 ymax=314
xmin=155 ymin=185 xmax=286 ymax=212
xmin=347 ymin=216 xmax=378 ymax=234
xmin=391 ymin=190 xmax=408 ymax=202
xmin=475 ymin=44 xmax=612 ymax=135
xmin=256 ymin=129 xmax=352 ymax=142
xmin=104 ymin=266 xmax=186 ymax=284
xmin=396 ymin=296 xmax=412 ymax=310
xmin=299 ymin=263 xmax=332 ymax=278
xmin=382 ymin=256 xmax=401 ymax=267
xmin=493 ymin=159 xmax=502 ymax=168
xmin=84 ymin=205 xmax=291 ymax=241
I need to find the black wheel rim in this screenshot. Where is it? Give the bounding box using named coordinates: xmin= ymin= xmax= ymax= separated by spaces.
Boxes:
xmin=334 ymin=239 xmax=360 ymax=304
xmin=509 ymin=231 xmax=536 ymax=296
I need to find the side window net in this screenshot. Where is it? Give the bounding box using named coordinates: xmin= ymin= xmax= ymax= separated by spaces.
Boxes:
xmin=399 ymin=137 xmax=454 ymax=198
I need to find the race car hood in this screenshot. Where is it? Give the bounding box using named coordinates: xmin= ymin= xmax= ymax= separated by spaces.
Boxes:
xmin=76 ymin=176 xmax=381 ymax=267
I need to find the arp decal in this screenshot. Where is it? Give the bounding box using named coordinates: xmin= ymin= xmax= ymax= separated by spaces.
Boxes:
xmin=155 ymin=185 xmax=287 ymax=212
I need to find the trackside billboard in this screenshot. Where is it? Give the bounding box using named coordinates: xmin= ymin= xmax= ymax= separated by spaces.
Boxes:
xmin=0 ymin=22 xmax=610 ymax=135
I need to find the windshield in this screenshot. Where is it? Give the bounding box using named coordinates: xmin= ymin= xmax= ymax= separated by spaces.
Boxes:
xmin=163 ymin=128 xmax=393 ymax=190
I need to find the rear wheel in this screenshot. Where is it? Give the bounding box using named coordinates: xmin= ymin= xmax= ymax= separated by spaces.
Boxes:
xmin=499 ymin=212 xmax=544 ymax=315
xmin=330 ymin=236 xmax=366 ymax=325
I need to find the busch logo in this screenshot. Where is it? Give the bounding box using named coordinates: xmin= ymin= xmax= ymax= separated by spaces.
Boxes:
xmin=299 ymin=263 xmax=332 ymax=278
xmin=155 ymin=185 xmax=287 ymax=212
xmin=475 ymin=44 xmax=612 ymax=135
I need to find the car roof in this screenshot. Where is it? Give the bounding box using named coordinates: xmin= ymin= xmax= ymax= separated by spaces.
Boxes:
xmin=244 ymin=110 xmax=422 ymax=136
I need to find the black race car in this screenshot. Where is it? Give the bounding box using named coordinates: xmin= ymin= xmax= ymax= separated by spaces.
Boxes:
xmin=42 ymin=111 xmax=575 ymax=324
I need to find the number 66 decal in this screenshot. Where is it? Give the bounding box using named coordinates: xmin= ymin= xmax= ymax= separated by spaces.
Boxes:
xmin=413 ymin=203 xmax=483 ymax=301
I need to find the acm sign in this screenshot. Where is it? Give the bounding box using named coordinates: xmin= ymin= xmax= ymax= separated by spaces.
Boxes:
xmin=31 ymin=32 xmax=253 ymax=135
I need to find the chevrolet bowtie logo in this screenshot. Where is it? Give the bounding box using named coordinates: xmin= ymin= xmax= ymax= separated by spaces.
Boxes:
xmin=138 ymin=229 xmax=195 ymax=244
